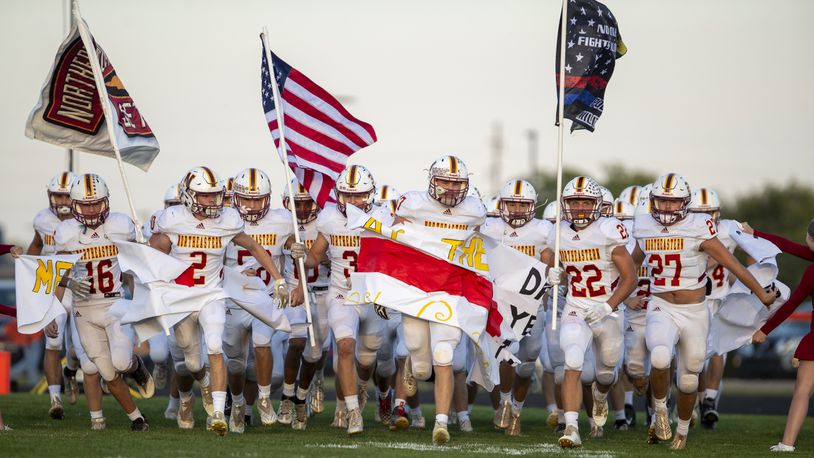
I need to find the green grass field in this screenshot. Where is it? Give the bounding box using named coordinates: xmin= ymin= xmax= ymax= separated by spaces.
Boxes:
xmin=0 ymin=393 xmax=810 ymax=457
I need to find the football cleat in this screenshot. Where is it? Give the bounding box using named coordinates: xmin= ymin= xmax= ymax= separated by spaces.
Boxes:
xmin=63 ymin=367 xmax=79 ymax=405
xmin=505 ymin=411 xmax=521 ymax=436
xmin=347 ymin=408 xmax=363 ymax=436
xmin=411 ymin=414 xmax=426 ymax=429
xmin=590 ymin=423 xmax=604 ymax=438
xmin=459 ymin=417 xmax=473 ymax=433
xmin=653 ymin=406 xmax=672 ymax=441
xmin=558 ymin=425 xmax=582 ymax=448
xmin=770 ymin=443 xmax=796 ymax=452
xmin=200 ymin=382 xmax=214 ymax=417
xmin=277 ymin=398 xmax=294 ymax=425
xmin=90 ymin=416 xmax=106 ymax=430
xmin=130 ymin=356 xmax=155 ymax=399
xmin=670 ymin=433 xmax=687 ymax=450
xmin=331 ymin=406 xmax=348 ymax=428
xmin=378 ymin=396 xmax=393 ymax=425
xmin=547 ymin=411 xmax=559 ymax=428
xmin=152 ymin=362 xmax=168 ymax=391
xmin=615 ymin=419 xmax=629 ymax=430
xmin=403 ymin=356 xmax=418 ymax=397
xmin=130 ymin=416 xmax=149 ymax=432
xmin=555 ymin=423 xmax=566 ymax=434
xmin=591 ymin=384 xmax=608 ymax=427
xmin=647 ymin=425 xmax=660 ymax=445
xmin=625 ymin=403 xmax=636 ymax=427
xmin=310 ymin=378 xmax=325 ymax=414
xmin=700 ymin=397 xmax=719 ymax=429
xmin=432 ymin=422 xmax=450 ymax=446
xmin=229 ymin=402 xmax=246 ymax=434
xmin=177 ymin=394 xmax=195 ymax=429
xmin=389 ymin=405 xmax=410 ymax=431
xmin=48 ymin=397 xmax=64 ymax=420
xmin=164 ymin=400 xmax=179 ymax=420
xmin=292 ymin=402 xmax=307 ymax=431
xmin=358 ymin=382 xmax=369 ymax=413
xmin=494 ymin=400 xmax=511 ymax=429
xmin=257 ymin=396 xmax=277 ymax=426
xmin=209 ymin=411 xmax=228 ymax=436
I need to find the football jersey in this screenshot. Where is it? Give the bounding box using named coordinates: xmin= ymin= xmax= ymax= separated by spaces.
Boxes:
xmin=481 ymin=217 xmax=553 ymax=259
xmin=141 ymin=209 xmax=164 ymax=241
xmin=707 ymin=219 xmax=740 ymax=299
xmin=156 ymin=205 xmax=244 ymax=289
xmin=549 ymin=217 xmax=629 ymax=308
xmin=225 ymin=208 xmax=292 ymax=296
xmin=283 ymin=217 xmax=330 ymax=289
xmin=316 ymin=203 xmax=366 ymax=291
xmin=55 ymin=212 xmax=136 ymax=306
xmin=621 ymin=219 xmax=651 ymax=300
xmin=33 ymin=208 xmax=63 ymax=255
xmin=395 ymin=191 xmax=486 ymax=238
xmin=633 ymin=212 xmax=717 ymax=294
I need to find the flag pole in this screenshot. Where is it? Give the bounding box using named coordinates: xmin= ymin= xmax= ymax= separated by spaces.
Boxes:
xmin=261 ymin=29 xmax=317 ymax=348
xmin=64 ymin=0 xmax=77 ymax=173
xmin=73 ymin=2 xmax=144 ymax=243
xmin=551 ymin=0 xmax=569 ymax=331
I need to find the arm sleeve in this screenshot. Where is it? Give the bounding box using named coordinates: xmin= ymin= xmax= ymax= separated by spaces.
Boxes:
xmin=761 ymin=264 xmax=814 ymax=335
xmin=0 ymin=303 xmax=16 ymax=317
xmin=755 ymin=229 xmax=814 ymax=262
xmin=0 ymin=244 xmax=11 ymax=256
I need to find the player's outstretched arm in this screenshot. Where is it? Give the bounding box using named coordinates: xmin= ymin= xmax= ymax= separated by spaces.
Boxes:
xmin=26 ymin=232 xmax=43 ymax=255
xmin=234 ymin=232 xmax=282 ymax=281
xmin=701 ymin=237 xmax=775 ymax=306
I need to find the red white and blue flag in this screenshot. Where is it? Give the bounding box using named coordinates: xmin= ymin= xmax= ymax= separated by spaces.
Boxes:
xmin=261 ymin=38 xmax=377 ymax=208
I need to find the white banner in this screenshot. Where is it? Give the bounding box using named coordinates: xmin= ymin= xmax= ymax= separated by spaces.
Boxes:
xmin=15 ymin=254 xmax=81 ymax=334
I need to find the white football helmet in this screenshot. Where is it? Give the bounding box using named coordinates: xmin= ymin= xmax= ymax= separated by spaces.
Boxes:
xmin=613 ymin=198 xmax=636 ymax=220
xmin=561 ymin=176 xmax=603 ymax=228
xmin=498 ymin=179 xmax=537 ymax=228
xmin=689 ymin=187 xmax=721 ymax=223
xmin=233 ymin=168 xmax=272 ymax=222
xmin=543 ymin=201 xmax=558 ymax=223
xmin=47 ymin=171 xmax=76 ymax=216
xmin=335 ymin=165 xmax=375 ymax=214
xmin=638 ymin=183 xmax=653 ymax=205
xmin=163 ymin=184 xmax=182 ymax=208
xmin=374 ymin=184 xmax=401 ymax=206
xmin=70 ymin=173 xmax=110 ymax=228
xmin=222 ymin=177 xmax=235 ymax=207
xmin=618 ymin=185 xmax=643 ymax=207
xmin=599 ymin=186 xmax=614 ymax=217
xmin=283 ymin=177 xmax=319 ymax=224
xmin=650 ymin=173 xmax=691 ymax=225
xmin=181 ymin=166 xmax=225 ymax=218
xmin=428 ymin=155 xmax=469 ymax=207
xmin=485 ymin=196 xmax=500 ymax=218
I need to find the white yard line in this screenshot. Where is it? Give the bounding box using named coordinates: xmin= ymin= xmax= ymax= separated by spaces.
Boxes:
xmin=306 ymin=441 xmax=615 ymax=457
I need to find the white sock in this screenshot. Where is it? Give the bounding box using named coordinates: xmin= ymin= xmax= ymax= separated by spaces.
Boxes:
xmin=499 ymin=390 xmax=511 ymax=403
xmin=90 ymin=410 xmax=104 ymax=419
xmin=180 ymin=390 xmax=193 ymax=402
xmin=564 ymin=411 xmax=579 ymax=429
xmin=345 ymin=395 xmax=359 ymax=411
xmin=547 ymin=403 xmax=558 ymax=414
xmin=126 ymin=408 xmax=143 ymax=421
xmin=624 ymin=391 xmax=633 ymax=405
xmin=654 ymin=396 xmax=667 ymax=411
xmin=435 ymin=413 xmax=448 ymax=426
xmin=199 ymin=372 xmax=210 ymax=387
xmin=283 ymin=382 xmax=295 ymax=398
xmin=467 ymin=403 xmax=473 ymax=414
xmin=704 ymin=389 xmax=719 ymax=400
xmin=245 ymin=407 xmax=253 ymax=420
xmin=258 ymin=384 xmax=271 ymax=398
xmin=232 ymin=392 xmax=245 ymax=406
xmin=676 ymin=418 xmax=690 ymax=436
xmin=48 ymin=385 xmax=61 ymax=401
xmin=296 ymin=387 xmax=309 ymax=401
xmin=512 ymin=400 xmax=524 ymax=414
xmin=594 ymin=385 xmax=608 ymax=401
xmin=212 ymin=391 xmax=227 ymax=414
xmin=557 ymin=409 xmax=565 ymax=423
xmin=167 ymin=396 xmax=180 ymax=410
xmin=457 ymin=411 xmax=469 ymax=423
xmin=395 ymin=398 xmax=406 ymax=408
xmin=615 ymin=409 xmax=626 ymax=421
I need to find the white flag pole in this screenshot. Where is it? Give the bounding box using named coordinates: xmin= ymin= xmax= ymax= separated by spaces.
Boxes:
xmin=261 ymin=29 xmax=316 ymax=348
xmin=551 ymin=0 xmax=569 ymax=331
xmin=72 ymin=2 xmax=144 ymax=243
xmin=64 ymin=0 xmax=76 ymax=173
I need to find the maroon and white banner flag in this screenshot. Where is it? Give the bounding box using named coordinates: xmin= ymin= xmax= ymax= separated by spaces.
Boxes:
xmin=25 ymin=9 xmax=159 ymax=171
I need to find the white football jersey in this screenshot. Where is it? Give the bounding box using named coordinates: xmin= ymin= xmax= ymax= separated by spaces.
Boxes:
xmin=283 ymin=217 xmax=330 ymax=289
xmin=396 ymin=191 xmax=486 ymax=238
xmin=141 ymin=209 xmax=164 ymax=241
xmin=549 ymin=217 xmax=629 ymax=308
xmin=481 ymin=217 xmax=553 ymax=259
xmin=33 ymin=208 xmax=62 ymax=255
xmin=707 ymin=219 xmax=740 ymax=299
xmin=55 ymin=212 xmax=136 ymax=306
xmin=316 ymin=203 xmax=366 ymax=291
xmin=156 ymin=205 xmax=244 ymax=289
xmin=633 ymin=212 xmax=717 ymax=294
xmin=225 ymin=208 xmax=292 ymax=294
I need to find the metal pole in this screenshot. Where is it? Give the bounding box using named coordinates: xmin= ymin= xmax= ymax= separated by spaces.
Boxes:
xmin=551 ymin=0 xmax=569 ymax=331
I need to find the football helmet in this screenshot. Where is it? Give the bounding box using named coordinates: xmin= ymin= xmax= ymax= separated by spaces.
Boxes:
xmin=689 ymin=187 xmax=721 ymax=224
xmin=599 ymin=186 xmax=614 ymax=217
xmin=427 ymin=155 xmax=469 ymax=207
xmin=181 ymin=166 xmax=225 ymax=218
xmin=163 ymin=184 xmax=182 ymax=208
xmin=233 ymin=168 xmax=272 ymax=222
xmin=613 ymin=199 xmax=635 ymax=220
xmin=498 ymin=179 xmax=537 ymax=228
xmin=335 ymin=165 xmax=375 ymax=215
xmin=485 ymin=196 xmax=501 ymax=218
xmin=283 ymin=177 xmax=319 ymax=224
xmin=650 ymin=173 xmax=691 ymax=225
xmin=222 ymin=177 xmax=235 ymax=207
xmin=70 ymin=173 xmax=110 ymax=228
xmin=561 ymin=176 xmax=602 ymax=228
xmin=47 ymin=171 xmax=76 ymax=216
xmin=618 ymin=185 xmax=643 ymax=207
xmin=374 ymin=184 xmax=401 ymax=206
xmin=543 ymin=201 xmax=558 ymax=223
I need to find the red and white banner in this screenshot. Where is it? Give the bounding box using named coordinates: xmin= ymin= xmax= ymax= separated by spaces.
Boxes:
xmin=345 ymin=207 xmax=551 ymax=389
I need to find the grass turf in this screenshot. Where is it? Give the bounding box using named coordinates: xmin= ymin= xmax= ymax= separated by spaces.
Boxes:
xmin=0 ymin=393 xmax=810 ymax=457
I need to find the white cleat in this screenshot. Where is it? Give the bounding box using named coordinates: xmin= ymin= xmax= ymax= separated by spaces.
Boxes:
xmin=460 ymin=418 xmax=473 ymax=433
xmin=229 ymin=403 xmax=246 ymax=434
xmin=331 ymin=407 xmax=348 ymax=428
xmin=346 ymin=408 xmax=363 ymax=436
xmin=177 ymin=394 xmax=195 ymax=430
xmin=210 ymin=411 xmax=228 ymax=436
xmin=559 ymin=425 xmax=582 ymax=448
xmin=432 ymin=422 xmax=450 ymax=446
xmin=164 ymin=401 xmax=179 ymax=420
xmin=590 ymin=423 xmax=604 ymax=439
xmin=200 ymin=383 xmax=214 ymax=417
xmin=654 ymin=406 xmax=672 ymax=441
xmin=292 ymin=402 xmax=307 ymax=430
xmin=403 ymin=355 xmax=418 ymax=397
xmin=257 ymin=396 xmax=277 ymax=426
xmin=277 ymin=398 xmax=294 ymax=425
xmin=411 ymin=415 xmax=426 ymax=429
xmin=90 ymin=417 xmax=106 ymax=430
xmin=770 ymin=443 xmax=796 ymax=452
xmin=309 ymin=379 xmax=325 ymax=414
xmin=591 ymin=383 xmax=608 ymax=427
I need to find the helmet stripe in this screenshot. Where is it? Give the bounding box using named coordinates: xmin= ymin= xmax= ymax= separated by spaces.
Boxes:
xmin=84 ymin=174 xmax=93 ymax=198
xmin=629 ymin=187 xmax=638 ymax=205
xmin=381 ymin=185 xmax=389 ymax=199
xmin=249 ymin=169 xmax=257 ymax=192
xmin=201 ymin=167 xmax=216 ymax=186
xmin=615 ymin=201 xmax=623 ymax=213
xmin=348 ymin=165 xmax=358 ymax=186
xmin=514 ymin=180 xmax=522 ymax=196
xmin=576 ymin=176 xmax=585 ymax=193
xmin=700 ymin=188 xmax=708 ymax=206
xmin=449 ymin=156 xmax=458 ymax=175
xmin=60 ymin=172 xmax=69 ymax=189
xmin=664 ymin=173 xmax=675 ymax=190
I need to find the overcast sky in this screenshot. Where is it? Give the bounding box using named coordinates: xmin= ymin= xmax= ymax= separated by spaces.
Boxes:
xmin=2 ymin=0 xmax=812 ymax=244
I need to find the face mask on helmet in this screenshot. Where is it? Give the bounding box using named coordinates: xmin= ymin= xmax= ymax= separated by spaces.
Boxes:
xmin=337 ymin=190 xmax=373 ymax=215
xmin=283 ymin=185 xmax=319 ymax=225
xmin=562 ymin=197 xmax=601 ymax=228
xmin=651 ymin=196 xmax=690 ymax=225
xmin=234 ymin=193 xmax=270 ymax=222
xmin=49 ymin=192 xmax=72 ymax=216
xmin=335 ymin=165 xmax=375 ymax=215
xmin=190 ymin=191 xmax=224 ymax=218
xmin=429 ymin=176 xmax=469 ymax=207
xmin=181 ymin=167 xmax=225 ymax=218
xmin=500 ymin=199 xmax=535 ymax=228
xmin=72 ymin=198 xmax=110 ymax=228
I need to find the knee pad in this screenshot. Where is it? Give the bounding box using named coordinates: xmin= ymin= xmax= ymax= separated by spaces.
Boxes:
xmin=678 ymin=373 xmax=699 ymax=394
xmin=564 ymin=346 xmax=585 ymax=372
xmin=111 ymin=351 xmax=132 ymax=374
xmin=303 ymin=344 xmax=323 ymax=364
xmin=595 ymin=369 xmax=617 ymax=386
xmin=432 ymin=342 xmax=454 ymax=367
xmin=80 ymin=358 xmax=99 ymax=376
xmin=376 ymin=357 xmax=396 ymax=378
xmin=204 ymin=333 xmax=223 ymax=355
xmin=650 ymin=346 xmax=672 ymax=370
xmin=184 ymin=354 xmax=204 ymax=374
xmin=173 ymin=360 xmax=190 ymax=377
xmin=150 ymin=345 xmax=169 ymax=364
xmin=554 ymin=366 xmax=565 ymax=385
xmin=95 ymin=358 xmax=116 ymax=382
xmin=45 ymin=336 xmax=63 ymax=351
xmin=227 ymin=357 xmax=247 ymax=375
xmin=413 ymin=359 xmax=433 ymax=381
xmin=357 ymin=334 xmax=381 ymax=368
xmin=516 ymin=361 xmax=536 ymax=378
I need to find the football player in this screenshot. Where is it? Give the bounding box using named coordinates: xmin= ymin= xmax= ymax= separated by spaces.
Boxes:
xmin=632 ymin=173 xmax=776 ymax=449
xmin=149 ymin=166 xmax=290 ymax=435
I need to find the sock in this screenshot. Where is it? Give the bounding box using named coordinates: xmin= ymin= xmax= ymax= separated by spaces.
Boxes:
xmin=512 ymin=400 xmax=524 ymax=414
xmin=547 ymin=403 xmax=558 ymax=414
xmin=594 ymin=385 xmax=608 ymax=401
xmin=167 ymin=396 xmax=180 ymax=410
xmin=296 ymin=387 xmax=309 ymax=401
xmin=246 ymin=407 xmax=253 ymax=421
xmin=435 ymin=413 xmax=448 ymax=426
xmin=676 ymin=418 xmax=690 ymax=436
xmin=126 ymin=408 xmax=143 ymax=421
xmin=232 ymin=392 xmax=245 ymax=407
xmin=283 ymin=382 xmax=295 ymax=398
xmin=499 ymin=390 xmax=511 ymax=403
xmin=467 ymin=404 xmax=473 ymax=414
xmin=411 ymin=407 xmax=423 ymax=419
xmin=614 ymin=409 xmax=626 ymax=421
xmin=654 ymin=396 xmax=667 ymax=411
xmin=394 ymin=398 xmax=406 ymax=408
xmin=557 ymin=409 xmax=565 ymax=423
xmin=90 ymin=410 xmax=104 ymax=419
xmin=337 ymin=399 xmax=346 ymax=412
xmin=704 ymin=389 xmax=719 ymax=400
xmin=624 ymin=391 xmax=634 ymax=405
xmin=212 ymin=391 xmax=227 ymax=414
xmin=378 ymin=389 xmax=390 ymax=400
xmin=345 ymin=395 xmax=359 ymax=411
xmin=457 ymin=411 xmax=469 ymax=423
xmin=258 ymin=384 xmax=271 ymax=398
xmin=564 ymin=411 xmax=579 ymax=428
xmin=48 ymin=385 xmax=61 ymax=401
xmin=180 ymin=390 xmax=193 ymax=402
xmin=199 ymin=372 xmax=210 ymax=387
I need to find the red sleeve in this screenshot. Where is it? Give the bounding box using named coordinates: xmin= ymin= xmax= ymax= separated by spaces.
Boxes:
xmin=755 ymin=230 xmax=814 ymax=262
xmin=0 ymin=303 xmax=16 ymax=318
xmin=0 ymin=244 xmax=11 ymax=256
xmin=761 ymin=264 xmax=814 ymax=335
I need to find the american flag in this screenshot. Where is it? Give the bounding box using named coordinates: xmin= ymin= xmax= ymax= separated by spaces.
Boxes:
xmin=261 ymin=38 xmax=377 ymax=207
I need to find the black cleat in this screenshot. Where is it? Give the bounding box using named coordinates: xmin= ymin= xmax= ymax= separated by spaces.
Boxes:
xmin=130 ymin=356 xmax=155 ymax=399
xmin=625 ymin=403 xmax=636 ymax=427
xmin=130 ymin=416 xmax=150 ymax=432
xmin=555 ymin=422 xmax=566 ymax=434
xmin=614 ymin=419 xmax=629 ymax=430
xmin=700 ymin=397 xmax=718 ymax=429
